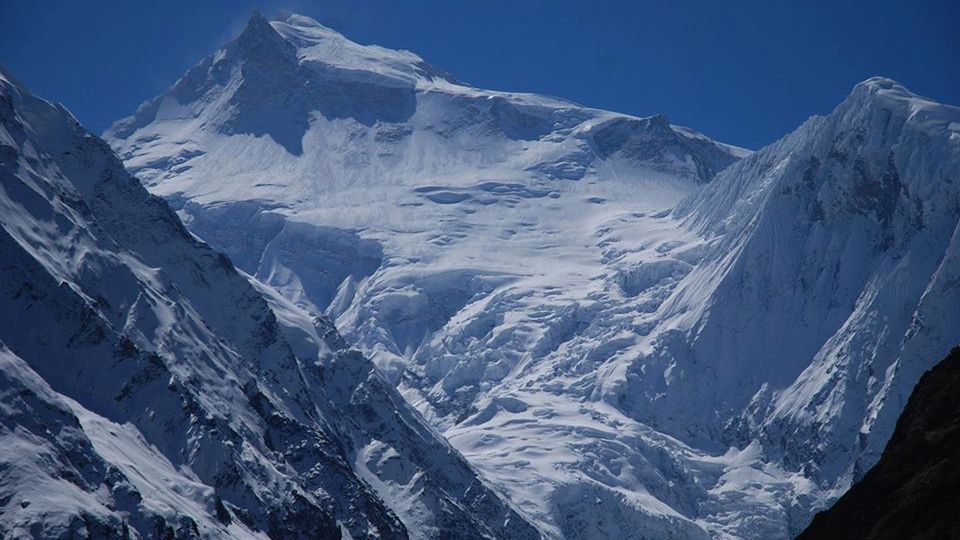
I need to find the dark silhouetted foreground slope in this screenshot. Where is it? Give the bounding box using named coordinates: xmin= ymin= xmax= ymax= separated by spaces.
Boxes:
xmin=798 ymin=347 xmax=960 ymax=540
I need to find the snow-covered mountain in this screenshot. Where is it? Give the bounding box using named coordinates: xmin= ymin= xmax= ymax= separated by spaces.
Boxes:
xmin=107 ymin=13 xmax=746 ymax=364
xmin=671 ymin=76 xmax=960 ymax=487
xmin=0 ymin=65 xmax=539 ymax=539
xmin=105 ymin=11 xmax=960 ymax=539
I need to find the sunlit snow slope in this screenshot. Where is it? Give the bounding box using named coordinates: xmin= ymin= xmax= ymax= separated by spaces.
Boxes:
xmin=107 ymin=11 xmax=960 ymax=539
xmin=0 ymin=65 xmax=538 ymax=540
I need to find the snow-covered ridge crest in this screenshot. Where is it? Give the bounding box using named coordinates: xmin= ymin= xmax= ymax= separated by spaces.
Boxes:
xmin=269 ymin=10 xmax=462 ymax=88
xmin=107 ymin=11 xmax=745 ymax=168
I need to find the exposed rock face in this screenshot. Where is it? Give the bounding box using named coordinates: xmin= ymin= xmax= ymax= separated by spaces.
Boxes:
xmin=798 ymin=346 xmax=960 ymax=540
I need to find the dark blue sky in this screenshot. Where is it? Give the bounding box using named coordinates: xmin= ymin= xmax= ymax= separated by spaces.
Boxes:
xmin=2 ymin=0 xmax=957 ymax=149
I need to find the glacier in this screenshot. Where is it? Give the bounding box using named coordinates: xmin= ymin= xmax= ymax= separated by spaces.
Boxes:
xmin=16 ymin=9 xmax=954 ymax=539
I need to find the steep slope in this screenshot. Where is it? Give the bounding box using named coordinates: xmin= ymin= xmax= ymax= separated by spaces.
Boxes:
xmin=105 ymin=11 xmax=960 ymax=540
xmin=664 ymin=77 xmax=960 ymax=493
xmin=797 ymin=346 xmax=960 ymax=540
xmin=0 ymin=65 xmax=537 ymax=539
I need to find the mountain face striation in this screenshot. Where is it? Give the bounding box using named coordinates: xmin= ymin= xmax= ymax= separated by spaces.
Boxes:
xmin=104 ymin=12 xmax=960 ymax=540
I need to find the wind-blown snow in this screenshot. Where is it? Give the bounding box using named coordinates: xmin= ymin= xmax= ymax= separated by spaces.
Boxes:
xmin=106 ymin=12 xmax=960 ymax=540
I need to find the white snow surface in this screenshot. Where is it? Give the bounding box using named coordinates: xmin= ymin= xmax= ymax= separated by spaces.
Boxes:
xmin=105 ymin=12 xmax=960 ymax=540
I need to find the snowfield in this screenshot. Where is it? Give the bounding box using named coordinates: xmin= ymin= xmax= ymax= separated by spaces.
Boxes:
xmin=7 ymin=9 xmax=957 ymax=540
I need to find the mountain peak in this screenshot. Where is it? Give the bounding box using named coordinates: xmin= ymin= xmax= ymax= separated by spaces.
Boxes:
xmin=243 ymin=9 xmax=273 ymax=36
xmin=273 ymin=10 xmax=336 ymax=32
xmin=848 ymin=75 xmax=916 ymax=103
xmin=266 ymin=11 xmax=430 ymax=80
xmin=648 ymin=112 xmax=671 ymax=128
xmin=836 ymin=75 xmax=959 ymax=123
xmin=234 ymin=9 xmax=298 ymax=72
xmin=857 ymin=75 xmax=905 ymax=91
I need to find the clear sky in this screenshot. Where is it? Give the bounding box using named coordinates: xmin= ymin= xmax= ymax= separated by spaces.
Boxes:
xmin=2 ymin=0 xmax=957 ymax=149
